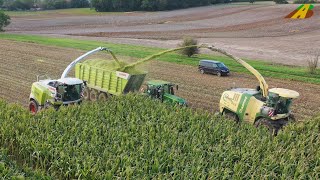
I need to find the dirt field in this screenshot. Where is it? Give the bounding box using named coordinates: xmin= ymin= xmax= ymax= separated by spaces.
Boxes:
xmin=0 ymin=40 xmax=319 ymax=120
xmin=5 ymin=3 xmax=320 ymax=66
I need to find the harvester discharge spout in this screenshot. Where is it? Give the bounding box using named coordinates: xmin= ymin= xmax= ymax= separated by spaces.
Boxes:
xmin=61 ymin=47 xmax=121 ymax=79
xmin=120 ymin=44 xmax=206 ymax=72
xmin=204 ymin=45 xmax=269 ymax=98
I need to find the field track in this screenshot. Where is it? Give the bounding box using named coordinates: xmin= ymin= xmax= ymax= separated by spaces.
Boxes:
xmin=0 ymin=40 xmax=319 ymax=120
xmin=5 ymin=3 xmax=320 ymax=66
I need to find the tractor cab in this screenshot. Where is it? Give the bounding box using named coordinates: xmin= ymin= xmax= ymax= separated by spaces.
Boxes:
xmin=144 ymin=80 xmax=187 ymax=106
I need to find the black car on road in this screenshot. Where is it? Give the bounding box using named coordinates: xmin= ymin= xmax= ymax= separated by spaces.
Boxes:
xmin=198 ymin=60 xmax=230 ymax=76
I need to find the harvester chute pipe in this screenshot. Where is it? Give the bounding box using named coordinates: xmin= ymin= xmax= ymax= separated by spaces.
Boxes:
xmin=61 ymin=47 xmax=120 ymax=79
xmin=121 ymin=44 xmax=204 ymax=71
xmin=204 ymin=45 xmax=269 ymax=97
xmin=109 ymin=51 xmax=121 ymax=67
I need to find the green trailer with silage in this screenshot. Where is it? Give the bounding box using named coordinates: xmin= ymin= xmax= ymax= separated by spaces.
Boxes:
xmin=74 ymin=46 xmax=193 ymax=105
xmin=75 ymin=61 xmax=146 ymax=101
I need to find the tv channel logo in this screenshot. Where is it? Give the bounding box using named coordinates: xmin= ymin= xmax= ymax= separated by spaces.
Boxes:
xmin=285 ymin=4 xmax=314 ymax=19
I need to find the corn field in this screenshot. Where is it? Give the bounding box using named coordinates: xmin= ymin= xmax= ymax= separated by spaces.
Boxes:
xmin=0 ymin=94 xmax=320 ymax=179
xmin=0 ymin=148 xmax=49 ymax=179
xmin=0 ymin=148 xmax=25 ymax=179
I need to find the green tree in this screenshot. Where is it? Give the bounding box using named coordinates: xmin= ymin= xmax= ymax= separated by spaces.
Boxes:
xmin=70 ymin=0 xmax=89 ymax=8
xmin=39 ymin=0 xmax=68 ymax=9
xmin=273 ymin=0 xmax=288 ymax=3
xmin=92 ymin=0 xmax=111 ymax=11
xmin=2 ymin=0 xmax=34 ymax=10
xmin=92 ymin=0 xmax=214 ymax=12
xmin=178 ymin=37 xmax=199 ymax=57
xmin=52 ymin=0 xmax=68 ymax=9
xmin=0 ymin=11 xmax=10 ymax=31
xmin=141 ymin=0 xmax=156 ymax=10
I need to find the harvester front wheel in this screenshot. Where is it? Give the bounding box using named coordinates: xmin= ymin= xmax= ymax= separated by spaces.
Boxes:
xmin=83 ymin=88 xmax=90 ymax=100
xmin=98 ymin=92 xmax=108 ymax=101
xmin=89 ymin=90 xmax=98 ymax=101
xmin=200 ymin=69 xmax=205 ymax=74
xmin=222 ymin=110 xmax=239 ymax=123
xmin=29 ymin=100 xmax=38 ymax=115
xmin=288 ymin=114 xmax=296 ymax=122
xmin=255 ymin=118 xmax=277 ymax=136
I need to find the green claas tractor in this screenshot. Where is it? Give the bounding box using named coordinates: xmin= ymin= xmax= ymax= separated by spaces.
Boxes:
xmin=142 ymin=80 xmax=187 ymax=106
xmin=204 ymin=45 xmax=299 ymax=135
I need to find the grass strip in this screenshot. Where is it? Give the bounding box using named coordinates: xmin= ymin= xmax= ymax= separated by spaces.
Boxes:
xmin=0 ymin=33 xmax=319 ymax=84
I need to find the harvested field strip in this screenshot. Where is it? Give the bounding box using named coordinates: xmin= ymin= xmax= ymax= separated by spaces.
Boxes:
xmin=1 ymin=34 xmax=319 ymax=85
xmin=0 ymin=40 xmax=319 ymax=120
xmin=163 ymin=6 xmax=267 ymax=23
xmin=146 ymin=60 xmax=320 ymax=120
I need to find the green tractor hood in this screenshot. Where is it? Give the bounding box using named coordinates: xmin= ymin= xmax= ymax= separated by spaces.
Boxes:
xmin=163 ymin=93 xmax=187 ymax=106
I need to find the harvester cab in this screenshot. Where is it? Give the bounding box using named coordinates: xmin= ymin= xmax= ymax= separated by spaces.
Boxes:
xmin=220 ymin=87 xmax=299 ymax=123
xmin=144 ymin=80 xmax=187 ymax=106
xmin=266 ymin=88 xmax=299 ymax=116
xmin=29 ymin=77 xmax=85 ymax=114
xmin=203 ymin=45 xmax=299 ymax=134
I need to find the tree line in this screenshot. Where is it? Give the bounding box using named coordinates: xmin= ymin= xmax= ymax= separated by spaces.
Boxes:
xmin=91 ymin=0 xmax=238 ymax=12
xmin=0 ymin=0 xmax=276 ymax=11
xmin=0 ymin=0 xmax=90 ymax=10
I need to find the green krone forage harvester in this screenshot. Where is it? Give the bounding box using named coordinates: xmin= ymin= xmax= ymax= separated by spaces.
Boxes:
xmin=203 ymin=45 xmax=299 ymax=135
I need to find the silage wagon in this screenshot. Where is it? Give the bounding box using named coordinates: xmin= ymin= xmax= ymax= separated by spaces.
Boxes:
xmin=75 ymin=63 xmax=146 ymax=101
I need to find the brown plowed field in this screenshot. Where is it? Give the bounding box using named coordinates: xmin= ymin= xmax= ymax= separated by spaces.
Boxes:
xmin=5 ymin=3 xmax=320 ymax=66
xmin=1 ymin=40 xmax=319 ymax=120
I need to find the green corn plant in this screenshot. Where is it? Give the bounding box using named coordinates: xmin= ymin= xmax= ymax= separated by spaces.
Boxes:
xmin=0 ymin=97 xmax=320 ymax=179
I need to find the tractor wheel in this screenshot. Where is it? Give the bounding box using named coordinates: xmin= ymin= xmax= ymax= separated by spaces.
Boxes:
xmin=140 ymin=85 xmax=147 ymax=93
xmin=222 ymin=110 xmax=239 ymax=123
xmin=89 ymin=89 xmax=98 ymax=102
xmin=29 ymin=100 xmax=38 ymax=115
xmin=217 ymin=72 xmax=222 ymax=77
xmin=200 ymin=69 xmax=205 ymax=74
xmin=255 ymin=118 xmax=277 ymax=136
xmin=83 ymin=88 xmax=90 ymax=101
xmin=98 ymin=92 xmax=108 ymax=101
